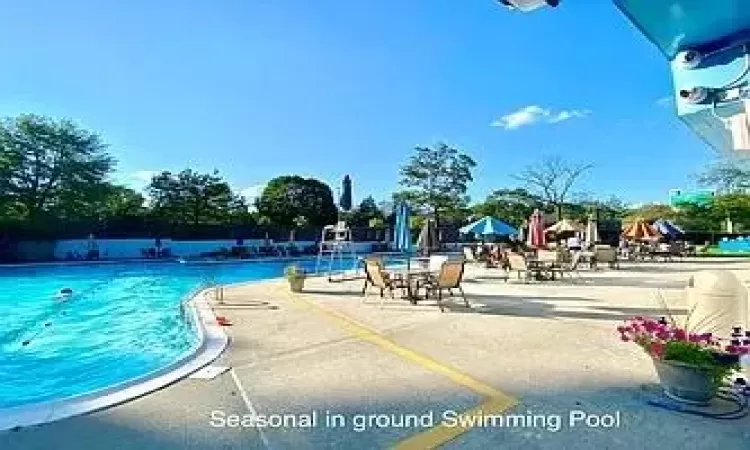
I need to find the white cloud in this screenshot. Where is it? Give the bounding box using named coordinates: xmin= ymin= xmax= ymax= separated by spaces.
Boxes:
xmin=130 ymin=170 xmax=159 ymax=183
xmin=117 ymin=170 xmax=159 ymax=190
xmin=656 ymin=96 xmax=673 ymax=107
xmin=549 ymin=109 xmax=591 ymax=123
xmin=491 ymin=105 xmax=591 ymax=130
xmin=240 ymin=184 xmax=265 ymax=204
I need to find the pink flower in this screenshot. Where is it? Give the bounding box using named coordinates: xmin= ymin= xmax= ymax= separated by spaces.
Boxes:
xmin=726 ymin=345 xmax=739 ymax=353
xmin=620 ymin=335 xmax=630 ymax=342
xmin=656 ymin=331 xmax=670 ymax=340
xmin=673 ymin=329 xmax=687 ymax=341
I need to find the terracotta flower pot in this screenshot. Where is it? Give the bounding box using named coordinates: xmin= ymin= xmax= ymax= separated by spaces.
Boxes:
xmin=652 ymin=358 xmax=718 ymax=405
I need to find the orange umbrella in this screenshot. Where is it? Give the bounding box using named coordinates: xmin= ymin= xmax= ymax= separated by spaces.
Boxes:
xmin=621 ymin=218 xmax=660 ymax=240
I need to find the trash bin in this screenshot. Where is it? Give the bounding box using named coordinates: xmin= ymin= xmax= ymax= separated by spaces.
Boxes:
xmin=685 ymin=270 xmax=747 ymax=341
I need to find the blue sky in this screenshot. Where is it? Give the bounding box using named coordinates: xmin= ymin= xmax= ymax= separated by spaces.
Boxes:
xmin=0 ymin=0 xmax=718 ymax=207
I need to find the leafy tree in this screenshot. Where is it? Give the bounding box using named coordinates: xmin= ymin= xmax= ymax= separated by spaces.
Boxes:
xmin=473 ymin=188 xmax=546 ymax=226
xmin=147 ymin=169 xmax=244 ymax=228
xmin=256 ymin=175 xmax=338 ymax=227
xmin=709 ymin=193 xmax=750 ymax=231
xmin=396 ymin=142 xmax=476 ymax=225
xmin=564 ymin=193 xmax=627 ymax=222
xmin=695 ymin=158 xmax=750 ymax=194
xmin=512 ymin=155 xmax=592 ymax=220
xmin=346 ymin=196 xmax=383 ymax=227
xmin=624 ymin=203 xmax=677 ymax=223
xmin=0 ymin=114 xmax=115 ymax=225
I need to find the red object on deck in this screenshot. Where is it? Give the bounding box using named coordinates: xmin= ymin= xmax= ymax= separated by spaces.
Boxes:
xmin=216 ymin=316 xmax=233 ymax=326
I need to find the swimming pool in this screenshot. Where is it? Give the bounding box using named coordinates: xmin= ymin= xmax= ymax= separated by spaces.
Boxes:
xmin=0 ymin=257 xmax=356 ymax=411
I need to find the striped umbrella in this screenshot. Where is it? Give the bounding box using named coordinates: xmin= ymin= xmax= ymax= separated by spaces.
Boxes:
xmin=527 ymin=209 xmax=546 ymax=248
xmin=622 ymin=218 xmax=660 ymax=241
xmin=653 ymin=219 xmax=683 ymax=240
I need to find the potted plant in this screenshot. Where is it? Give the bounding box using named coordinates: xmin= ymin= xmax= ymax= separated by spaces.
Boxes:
xmin=618 ymin=316 xmax=748 ymax=404
xmin=285 ymin=265 xmax=306 ymax=293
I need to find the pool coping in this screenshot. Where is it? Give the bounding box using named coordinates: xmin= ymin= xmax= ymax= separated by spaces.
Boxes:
xmin=0 ymin=289 xmax=229 ymax=432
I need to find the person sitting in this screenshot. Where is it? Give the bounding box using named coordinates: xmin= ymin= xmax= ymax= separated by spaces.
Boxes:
xmin=567 ymin=235 xmax=582 ymax=252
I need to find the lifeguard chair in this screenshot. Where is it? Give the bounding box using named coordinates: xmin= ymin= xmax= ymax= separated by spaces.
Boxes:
xmin=315 ymin=221 xmax=359 ymax=281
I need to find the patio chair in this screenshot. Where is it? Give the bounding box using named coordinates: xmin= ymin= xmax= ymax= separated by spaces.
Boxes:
xmin=362 ymin=258 xmax=406 ymax=306
xmin=463 ymin=246 xmax=480 ymax=264
xmin=428 ymin=255 xmax=449 ymax=272
xmin=550 ymin=251 xmax=583 ymax=281
xmin=507 ymin=253 xmax=541 ymax=283
xmin=422 ymin=259 xmax=468 ymax=312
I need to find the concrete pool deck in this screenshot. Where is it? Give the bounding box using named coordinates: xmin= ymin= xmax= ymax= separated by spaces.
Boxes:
xmin=4 ymin=258 xmax=750 ymax=449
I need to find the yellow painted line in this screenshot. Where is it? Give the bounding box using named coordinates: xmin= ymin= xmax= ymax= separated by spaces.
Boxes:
xmin=292 ymin=296 xmax=519 ymax=449
xmin=394 ymin=396 xmax=516 ymax=450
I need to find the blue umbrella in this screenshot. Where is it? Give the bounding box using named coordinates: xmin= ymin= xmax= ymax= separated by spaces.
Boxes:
xmin=460 ymin=216 xmax=518 ymax=237
xmin=653 ymin=219 xmax=684 ymax=239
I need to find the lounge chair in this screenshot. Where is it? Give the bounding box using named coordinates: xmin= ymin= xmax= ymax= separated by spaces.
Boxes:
xmin=428 ymin=255 xmax=449 ymax=272
xmin=550 ymin=251 xmax=583 ymax=281
xmin=362 ymin=258 xmax=406 ymax=306
xmin=507 ymin=253 xmax=543 ymax=283
xmin=462 ymin=246 xmax=480 ymax=264
xmin=422 ymin=259 xmax=468 ymax=312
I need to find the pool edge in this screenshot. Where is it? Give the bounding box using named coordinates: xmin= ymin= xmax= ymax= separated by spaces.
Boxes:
xmin=0 ymin=290 xmax=228 ymax=432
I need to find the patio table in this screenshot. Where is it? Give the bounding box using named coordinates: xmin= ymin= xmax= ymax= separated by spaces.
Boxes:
xmin=387 ymin=268 xmax=435 ymax=304
xmin=526 ymin=259 xmax=557 ymax=281
xmin=579 ymin=251 xmax=597 ymax=269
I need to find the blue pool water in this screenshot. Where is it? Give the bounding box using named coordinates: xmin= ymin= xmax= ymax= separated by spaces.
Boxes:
xmin=0 ymin=258 xmax=356 ymax=409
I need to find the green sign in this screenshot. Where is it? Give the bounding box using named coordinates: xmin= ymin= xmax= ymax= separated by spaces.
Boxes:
xmin=669 ymin=190 xmax=714 ymax=207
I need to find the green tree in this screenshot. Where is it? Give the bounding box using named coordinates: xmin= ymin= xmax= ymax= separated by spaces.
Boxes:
xmin=709 ymin=193 xmax=750 ymax=231
xmin=512 ymin=155 xmax=592 ymax=221
xmin=256 ymin=175 xmax=338 ymax=227
xmin=347 ymin=196 xmax=384 ymax=227
xmin=147 ymin=169 xmax=243 ymax=228
xmin=396 ymin=142 xmax=476 ymax=225
xmin=624 ymin=203 xmax=677 ymax=223
xmin=473 ymin=188 xmax=546 ymax=226
xmin=0 ymin=114 xmax=115 ymax=226
xmin=695 ymin=158 xmax=750 ymax=194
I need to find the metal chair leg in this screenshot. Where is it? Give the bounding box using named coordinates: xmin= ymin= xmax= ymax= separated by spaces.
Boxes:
xmin=459 ymin=286 xmax=469 ymax=308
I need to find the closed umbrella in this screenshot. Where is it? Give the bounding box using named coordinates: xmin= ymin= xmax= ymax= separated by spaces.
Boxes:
xmin=394 ymin=202 xmax=412 ymax=266
xmin=416 ymin=218 xmax=439 ymax=256
xmin=459 ymin=216 xmax=518 ymax=237
xmin=527 ymin=209 xmax=546 ymax=248
xmin=585 ymin=214 xmax=599 ymax=247
xmin=517 ymin=219 xmax=527 ymax=243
